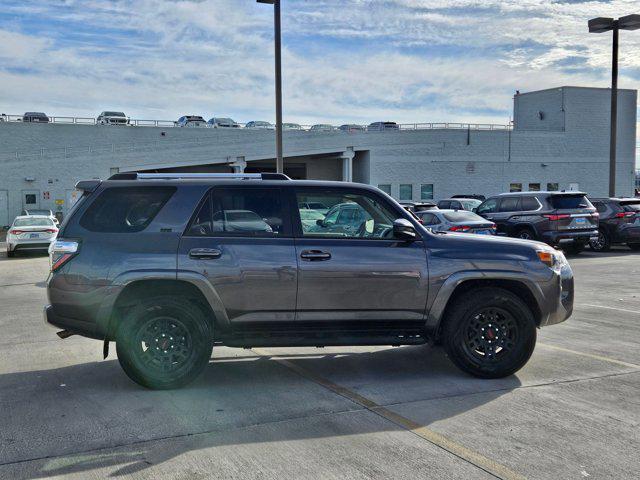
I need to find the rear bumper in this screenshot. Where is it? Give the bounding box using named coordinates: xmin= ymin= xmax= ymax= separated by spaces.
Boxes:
xmin=541 ymin=229 xmax=598 ymax=246
xmin=43 ymin=304 xmax=102 ymax=339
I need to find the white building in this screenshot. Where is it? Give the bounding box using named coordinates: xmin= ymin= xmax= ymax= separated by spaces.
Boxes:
xmin=0 ymin=85 xmax=636 ymax=225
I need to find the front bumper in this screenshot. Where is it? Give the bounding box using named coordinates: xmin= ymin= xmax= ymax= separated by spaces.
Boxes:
xmin=541 ymin=229 xmax=598 ymax=246
xmin=540 ymin=263 xmax=574 ymax=327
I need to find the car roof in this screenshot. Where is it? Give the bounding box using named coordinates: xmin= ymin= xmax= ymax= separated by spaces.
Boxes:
xmin=14 ymin=215 xmax=51 ymax=220
xmin=496 ymin=191 xmax=586 ymax=197
xmin=591 ymin=197 xmax=639 ymax=202
xmin=439 ymin=197 xmax=480 ymax=202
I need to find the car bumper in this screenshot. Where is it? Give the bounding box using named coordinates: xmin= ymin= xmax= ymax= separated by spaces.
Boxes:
xmin=43 ymin=304 xmax=102 ymax=339
xmin=7 ymin=237 xmax=55 ymax=252
xmin=541 ymin=229 xmax=598 ymax=246
xmin=539 ymin=263 xmax=574 ymax=327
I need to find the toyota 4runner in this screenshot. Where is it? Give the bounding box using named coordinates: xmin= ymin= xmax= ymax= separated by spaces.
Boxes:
xmin=45 ymin=173 xmax=574 ymax=389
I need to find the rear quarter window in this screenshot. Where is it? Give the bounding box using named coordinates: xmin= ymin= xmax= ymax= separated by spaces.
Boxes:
xmin=79 ymin=186 xmax=176 ymax=233
xmin=550 ymin=195 xmax=592 ymax=210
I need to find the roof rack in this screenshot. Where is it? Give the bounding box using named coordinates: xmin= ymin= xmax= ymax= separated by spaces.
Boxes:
xmin=108 ymin=172 xmax=290 ymax=181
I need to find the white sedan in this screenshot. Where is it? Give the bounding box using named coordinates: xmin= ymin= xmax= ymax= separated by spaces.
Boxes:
xmin=6 ymin=216 xmax=58 ymax=257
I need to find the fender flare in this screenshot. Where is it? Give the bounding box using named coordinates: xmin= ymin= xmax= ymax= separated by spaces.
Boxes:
xmin=96 ymin=269 xmax=229 ymax=338
xmin=425 ymin=269 xmax=546 ymax=335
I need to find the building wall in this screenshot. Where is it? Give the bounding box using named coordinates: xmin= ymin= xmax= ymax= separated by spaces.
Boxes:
xmin=0 ymin=86 xmax=636 ymax=225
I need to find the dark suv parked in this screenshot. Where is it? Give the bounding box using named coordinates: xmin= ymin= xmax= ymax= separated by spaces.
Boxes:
xmin=45 ymin=173 xmax=574 ymax=389
xmin=588 ymin=198 xmax=640 ymax=251
xmin=475 ymin=191 xmax=598 ymax=253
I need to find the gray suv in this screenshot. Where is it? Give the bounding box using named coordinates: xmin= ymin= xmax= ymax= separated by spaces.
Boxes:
xmin=45 ymin=173 xmax=574 ymax=389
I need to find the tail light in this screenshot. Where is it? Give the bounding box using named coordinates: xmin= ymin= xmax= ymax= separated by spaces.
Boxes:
xmin=49 ymin=240 xmax=79 ymax=272
xmin=543 ymin=214 xmax=570 ymax=221
xmin=45 ymin=229 xmax=58 ymax=234
xmin=9 ymin=229 xmax=25 ymax=235
xmin=449 ymin=225 xmax=471 ymax=232
xmin=615 ymin=212 xmax=635 ymax=218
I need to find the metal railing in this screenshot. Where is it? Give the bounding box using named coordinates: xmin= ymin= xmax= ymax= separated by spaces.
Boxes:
xmin=0 ymin=113 xmax=512 ymax=132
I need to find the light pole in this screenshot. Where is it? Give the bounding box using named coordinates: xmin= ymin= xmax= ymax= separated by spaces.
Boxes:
xmin=257 ymin=0 xmax=283 ymax=174
xmin=588 ymin=14 xmax=640 ymax=197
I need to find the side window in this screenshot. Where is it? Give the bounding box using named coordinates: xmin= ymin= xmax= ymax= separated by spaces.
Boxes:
xmin=521 ymin=196 xmax=540 ymax=211
xmin=438 ymin=201 xmax=450 ymax=209
xmin=476 ymin=198 xmax=498 ymax=214
xmin=594 ymin=202 xmax=607 ymax=214
xmin=499 ymin=197 xmax=521 ymax=212
xmin=80 ymin=186 xmax=176 ymax=233
xmin=420 ymin=213 xmax=439 ymax=225
xmin=296 ymin=189 xmax=397 ymax=239
xmin=187 ymin=187 xmax=288 ymax=237
xmin=451 ymin=201 xmax=462 ymax=210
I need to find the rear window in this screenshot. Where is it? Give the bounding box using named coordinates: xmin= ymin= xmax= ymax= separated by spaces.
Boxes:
xmin=621 ymin=201 xmax=640 ymax=212
xmin=79 ymin=186 xmax=175 ymax=233
xmin=442 ymin=211 xmax=483 ymax=222
xmin=14 ymin=217 xmax=54 ymax=227
xmin=550 ymin=194 xmax=591 ymax=210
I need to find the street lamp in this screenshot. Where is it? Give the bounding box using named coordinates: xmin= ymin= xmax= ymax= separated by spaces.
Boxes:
xmin=257 ymin=0 xmax=283 ymax=174
xmin=588 ymin=14 xmax=640 ymax=197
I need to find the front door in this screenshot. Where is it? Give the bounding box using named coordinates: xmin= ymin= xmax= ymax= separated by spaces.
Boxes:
xmin=178 ymin=186 xmax=297 ymax=324
xmin=293 ymin=187 xmax=429 ymax=323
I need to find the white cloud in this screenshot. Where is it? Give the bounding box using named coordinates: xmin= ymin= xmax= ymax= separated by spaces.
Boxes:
xmin=0 ymin=0 xmax=637 ymax=126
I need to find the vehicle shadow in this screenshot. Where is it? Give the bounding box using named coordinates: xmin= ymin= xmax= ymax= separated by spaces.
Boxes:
xmin=0 ymin=345 xmax=522 ymax=479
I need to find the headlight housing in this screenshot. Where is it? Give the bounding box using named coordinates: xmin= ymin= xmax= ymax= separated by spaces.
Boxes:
xmin=536 ymin=249 xmax=567 ymax=273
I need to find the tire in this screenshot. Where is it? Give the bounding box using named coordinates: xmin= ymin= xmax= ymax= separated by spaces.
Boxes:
xmin=628 ymin=243 xmax=640 ymax=251
xmin=564 ymin=241 xmax=585 ymax=255
xmin=6 ymin=249 xmax=14 ymax=258
xmin=589 ymin=229 xmax=611 ymax=252
xmin=116 ymin=296 xmax=213 ymax=389
xmin=515 ymin=228 xmax=535 ymax=240
xmin=443 ymin=287 xmax=537 ymax=379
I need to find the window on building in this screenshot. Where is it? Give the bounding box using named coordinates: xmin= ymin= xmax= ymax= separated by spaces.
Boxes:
xmin=509 ymin=183 xmax=522 ymax=193
xmin=378 ymin=184 xmax=391 ymax=195
xmin=547 ymin=183 xmax=559 ymax=191
xmin=110 ymin=167 xmax=120 ymax=176
xmin=24 ymin=194 xmax=37 ymax=205
xmin=420 ymin=184 xmax=434 ymax=200
xmin=399 ymin=184 xmax=413 ymax=201
xmin=528 ymin=183 xmax=541 ymax=192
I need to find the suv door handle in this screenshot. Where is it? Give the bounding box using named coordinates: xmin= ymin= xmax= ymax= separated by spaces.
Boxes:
xmin=189 ymin=248 xmax=222 ymax=260
xmin=300 ymin=250 xmax=331 ymax=261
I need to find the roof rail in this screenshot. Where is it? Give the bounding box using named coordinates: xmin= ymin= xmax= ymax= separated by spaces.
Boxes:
xmin=108 ymin=172 xmax=291 ymax=181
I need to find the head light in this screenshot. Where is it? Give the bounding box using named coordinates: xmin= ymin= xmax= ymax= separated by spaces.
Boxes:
xmin=536 ymin=249 xmax=567 ymax=273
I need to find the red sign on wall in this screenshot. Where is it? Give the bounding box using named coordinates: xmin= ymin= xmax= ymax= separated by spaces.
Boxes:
xmin=43 ymin=191 xmax=50 ymax=199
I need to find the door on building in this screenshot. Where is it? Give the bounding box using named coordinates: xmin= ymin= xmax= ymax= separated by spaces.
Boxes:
xmin=0 ymin=190 xmax=8 ymax=227
xmin=568 ymin=183 xmax=580 ymax=192
xmin=21 ymin=190 xmax=40 ymax=213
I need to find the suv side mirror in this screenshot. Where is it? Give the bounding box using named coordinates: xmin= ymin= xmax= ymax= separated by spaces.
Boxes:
xmin=393 ymin=218 xmax=417 ymax=241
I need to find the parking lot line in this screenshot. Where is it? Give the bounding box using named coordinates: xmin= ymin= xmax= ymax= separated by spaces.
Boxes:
xmin=537 ymin=343 xmax=640 ymax=369
xmin=580 ymin=303 xmax=640 ymax=315
xmin=252 ymin=348 xmax=526 ymax=480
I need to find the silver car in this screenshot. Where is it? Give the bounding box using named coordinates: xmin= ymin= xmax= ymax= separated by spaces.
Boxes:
xmin=416 ymin=209 xmax=496 ymax=234
xmin=245 ymin=121 xmax=274 ymax=130
xmin=97 ymin=111 xmax=129 ymax=125
xmin=6 ymin=215 xmax=58 ymax=257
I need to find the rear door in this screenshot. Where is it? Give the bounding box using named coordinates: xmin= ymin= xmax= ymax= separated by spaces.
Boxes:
xmin=293 ymin=186 xmax=429 ymax=324
xmin=178 ymin=186 xmax=297 ymax=324
xmin=550 ymin=194 xmax=597 ymax=233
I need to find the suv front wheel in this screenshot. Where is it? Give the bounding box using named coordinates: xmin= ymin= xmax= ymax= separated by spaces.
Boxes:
xmin=443 ymin=288 xmax=536 ymax=378
xmin=116 ymin=296 xmax=213 ymax=389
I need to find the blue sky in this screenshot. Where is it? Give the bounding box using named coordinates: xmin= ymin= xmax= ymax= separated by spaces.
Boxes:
xmin=0 ymin=0 xmax=638 ymax=127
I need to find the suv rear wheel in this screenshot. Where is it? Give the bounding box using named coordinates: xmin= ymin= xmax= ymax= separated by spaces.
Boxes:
xmin=515 ymin=228 xmax=535 ymax=240
xmin=443 ymin=288 xmax=536 ymax=378
xmin=589 ymin=229 xmax=611 ymax=252
xmin=116 ymin=296 xmax=213 ymax=389
xmin=628 ymin=243 xmax=640 ymax=251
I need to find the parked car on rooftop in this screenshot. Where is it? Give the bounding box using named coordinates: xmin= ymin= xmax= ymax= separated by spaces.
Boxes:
xmin=176 ymin=116 xmax=207 ymax=127
xmin=368 ymin=121 xmax=399 ymax=131
xmin=207 ymin=117 xmax=239 ymax=128
xmin=97 ymin=111 xmax=129 ymax=125
xmin=22 ymin=112 xmax=49 ymax=123
xmin=416 ymin=209 xmax=496 ymax=235
xmin=245 ymin=121 xmax=274 ymax=130
xmin=338 ymin=124 xmax=365 ymax=132
xmin=283 ymin=123 xmax=302 ymax=131
xmin=310 ymin=124 xmax=334 ymax=132
xmin=588 ymin=197 xmax=640 ymax=251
